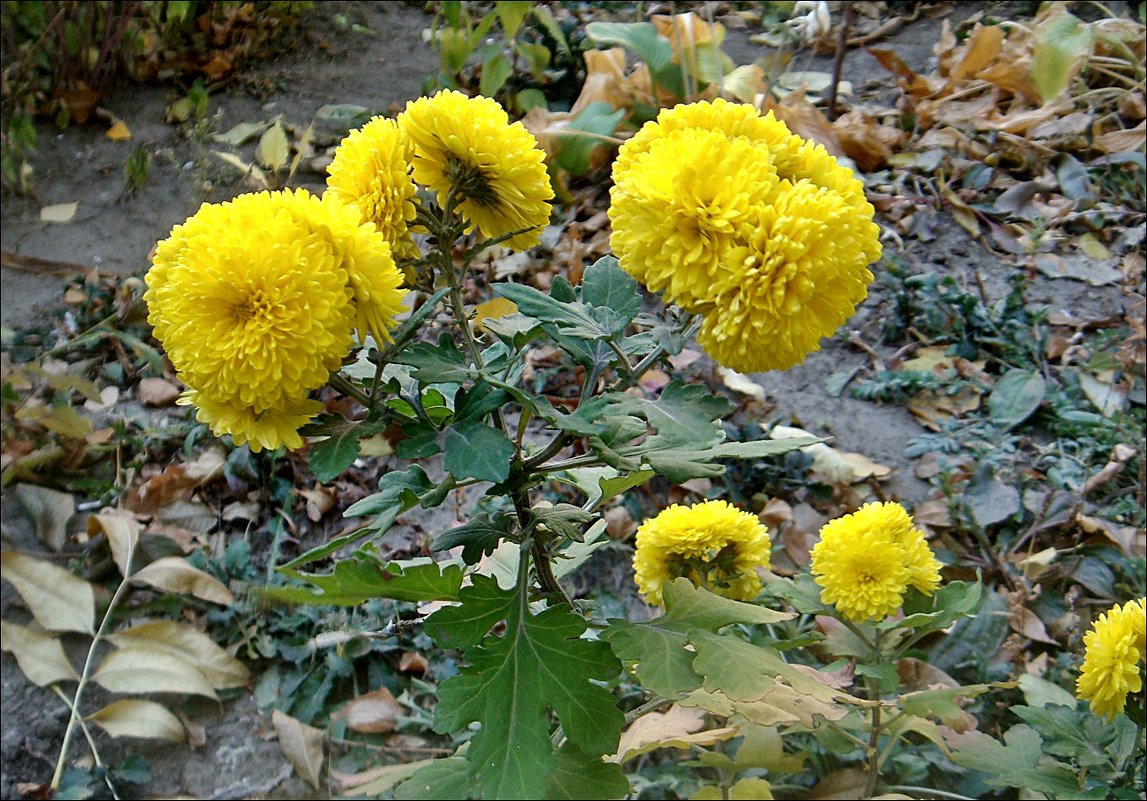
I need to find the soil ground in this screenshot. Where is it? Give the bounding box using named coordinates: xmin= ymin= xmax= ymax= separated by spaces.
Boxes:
xmin=0 ymin=2 xmax=1136 ymax=798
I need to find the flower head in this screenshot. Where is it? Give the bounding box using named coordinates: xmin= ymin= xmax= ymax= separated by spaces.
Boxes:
xmin=398 ymin=90 xmax=554 ymax=251
xmin=1076 ymin=598 xmax=1147 ymax=720
xmin=608 ymin=99 xmax=882 ymax=373
xmin=326 ymin=115 xmax=421 ymax=262
xmin=145 ymin=189 xmax=407 ymax=452
xmin=810 ymin=502 xmax=941 ymax=622
xmin=633 ymin=499 xmax=771 ymax=606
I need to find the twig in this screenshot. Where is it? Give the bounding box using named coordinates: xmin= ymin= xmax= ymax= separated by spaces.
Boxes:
xmin=828 ymin=3 xmax=855 ymax=119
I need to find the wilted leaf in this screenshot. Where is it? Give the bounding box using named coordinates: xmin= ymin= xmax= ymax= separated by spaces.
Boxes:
xmin=1034 ymin=253 xmax=1120 ymax=286
xmin=92 ymin=648 xmax=218 ymax=699
xmin=693 ymin=778 xmax=774 ymax=800
xmin=87 ymin=699 xmax=185 ymax=742
xmin=334 ymin=760 xmax=432 ymax=797
xmin=211 ymin=121 xmax=270 ymax=146
xmin=273 ymin=709 xmax=325 ymax=790
xmin=256 ymin=120 xmax=291 ymax=171
xmin=131 ymin=557 xmax=233 ymax=605
xmin=1078 ymin=371 xmax=1128 ymax=417
xmin=0 ymin=620 xmax=78 ymax=686
xmin=0 ymin=551 xmax=94 ymax=634
xmin=717 ymin=368 xmax=765 ymax=403
xmin=106 ymin=620 xmax=248 ymax=689
xmin=474 ymin=297 xmax=519 ymax=333
xmin=13 ymin=484 xmax=74 ymax=551
xmin=610 ymin=704 xmax=737 ymax=763
xmin=1031 ymin=10 xmax=1093 ymax=103
xmin=40 ymin=203 xmax=77 ymax=223
xmin=966 ymin=467 xmax=1021 ymax=528
xmin=137 ymin=377 xmax=181 ymax=407
xmin=88 ymin=512 xmax=140 ymax=577
xmin=335 ymin=687 xmax=403 ymax=734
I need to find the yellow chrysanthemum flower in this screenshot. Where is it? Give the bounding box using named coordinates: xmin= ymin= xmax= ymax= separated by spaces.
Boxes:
xmin=695 ymin=180 xmax=876 ymax=372
xmin=326 ymin=115 xmax=421 ymax=262
xmin=633 ymin=500 xmax=771 ymax=606
xmin=810 ymin=502 xmax=941 ymax=622
xmin=608 ymin=99 xmax=882 ymax=373
xmin=146 ymin=189 xmax=407 ymax=452
xmin=1076 ymin=598 xmax=1147 ymax=720
xmin=398 ymin=89 xmax=554 ymax=251
xmin=608 ymin=128 xmax=779 ymax=310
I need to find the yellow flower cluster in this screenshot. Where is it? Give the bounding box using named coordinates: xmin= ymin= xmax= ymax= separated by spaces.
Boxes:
xmin=609 ymin=99 xmax=882 ymax=373
xmin=145 ymin=189 xmax=407 ymax=452
xmin=633 ymin=499 xmax=771 ymax=606
xmin=148 ymin=91 xmax=553 ymax=453
xmin=809 ymin=502 xmax=941 ymax=622
xmin=1076 ymin=598 xmax=1146 ymax=720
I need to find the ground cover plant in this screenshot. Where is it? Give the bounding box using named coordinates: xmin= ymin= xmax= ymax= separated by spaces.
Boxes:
xmin=1 ymin=2 xmax=1144 ymax=799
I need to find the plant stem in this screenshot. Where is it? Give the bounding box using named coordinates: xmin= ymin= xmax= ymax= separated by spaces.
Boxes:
xmin=863 ymin=630 xmax=884 ymax=799
xmin=51 ymin=685 xmax=118 ymax=800
xmin=328 ymin=373 xmax=371 ymax=408
xmin=51 ymin=541 xmax=136 ymax=790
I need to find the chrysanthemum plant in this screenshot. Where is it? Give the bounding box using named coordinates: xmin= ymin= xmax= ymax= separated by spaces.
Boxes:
xmin=144 ymin=91 xmax=1142 ymax=798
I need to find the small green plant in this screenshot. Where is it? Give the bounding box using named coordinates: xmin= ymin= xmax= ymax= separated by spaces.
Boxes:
xmin=122 ymin=144 xmax=151 ymax=197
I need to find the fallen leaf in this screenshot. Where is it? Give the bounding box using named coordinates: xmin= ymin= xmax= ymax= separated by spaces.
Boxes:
xmin=0 ymin=551 xmax=95 ymax=634
xmin=211 ymin=121 xmax=271 ymax=146
xmin=1009 ymin=605 xmax=1059 ymax=645
xmin=91 ymin=648 xmax=218 ymax=699
xmin=137 ymin=377 xmax=181 ymax=406
xmin=273 ymin=709 xmax=325 ymax=790
xmin=89 ymin=511 xmax=141 ymax=576
xmin=335 ymin=687 xmax=403 ymax=734
xmin=717 ymin=367 xmax=765 ymax=403
xmin=610 ymin=704 xmax=737 ymax=763
xmin=1076 ymin=513 xmax=1145 ymax=558
xmin=257 ymin=120 xmax=290 ymax=171
xmin=86 ymin=699 xmax=185 ymax=742
xmin=1078 ymin=370 xmax=1128 ymax=417
xmin=0 ymin=620 xmax=79 ymax=686
xmin=105 ymin=120 xmax=131 ymax=141
xmin=1034 ymin=253 xmax=1120 ymax=286
xmin=13 ymin=483 xmax=74 ymax=551
xmin=398 ymin=652 xmax=428 ymax=674
xmin=132 ymin=556 xmax=234 ymax=605
xmin=40 ymin=203 xmax=78 ymax=223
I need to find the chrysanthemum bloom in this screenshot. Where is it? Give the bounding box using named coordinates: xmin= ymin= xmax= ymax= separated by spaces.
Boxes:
xmin=146 ymin=190 xmax=406 ymax=451
xmin=609 ymin=99 xmax=882 ymax=373
xmin=326 ymin=116 xmax=421 ymax=262
xmin=607 ymin=128 xmax=779 ymax=310
xmin=810 ymin=502 xmax=941 ymax=622
xmin=1076 ymin=598 xmax=1147 ymax=720
xmin=397 ymin=89 xmax=554 ymax=251
xmin=633 ymin=499 xmax=771 ymax=606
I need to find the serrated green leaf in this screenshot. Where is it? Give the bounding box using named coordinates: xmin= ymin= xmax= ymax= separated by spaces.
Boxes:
xmin=304 ymin=413 xmax=388 ymax=483
xmin=661 ymin=579 xmax=795 ymax=629
xmin=391 ymin=339 xmax=473 ymax=383
xmin=442 ymin=419 xmax=514 ymax=483
xmin=431 ymin=511 xmax=514 ymax=564
xmin=429 ymin=579 xmax=623 ymax=799
xmin=578 ymin=257 xmax=641 ymax=331
xmin=1011 ymin=705 xmax=1122 ymax=767
xmin=495 ymin=0 xmax=530 ymax=38
xmin=425 ymin=574 xmax=517 ymax=650
xmin=269 ymin=559 xmax=463 ymax=606
xmin=951 ymin=724 xmax=1099 ymax=798
xmin=885 ymin=580 xmax=982 ymax=633
xmin=545 ymin=742 xmax=629 ymax=800
xmin=899 ymin=683 xmax=996 ymax=727
xmin=494 ymin=282 xmax=606 ymax=339
xmin=534 ymin=503 xmax=596 ymax=541
xmin=603 ymin=620 xmax=698 ymax=699
xmin=616 ymin=381 xmax=732 ymax=446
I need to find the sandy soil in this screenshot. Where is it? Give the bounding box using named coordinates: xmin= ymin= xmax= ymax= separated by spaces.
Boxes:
xmin=1 ymin=2 xmax=1132 ymax=798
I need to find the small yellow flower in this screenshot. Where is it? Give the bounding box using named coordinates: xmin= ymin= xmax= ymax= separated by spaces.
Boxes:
xmin=398 ymin=90 xmax=554 ymax=251
xmin=810 ymin=502 xmax=941 ymax=622
xmin=1076 ymin=598 xmax=1146 ymax=720
xmin=326 ymin=115 xmax=421 ymax=261
xmin=633 ymin=500 xmax=771 ymax=606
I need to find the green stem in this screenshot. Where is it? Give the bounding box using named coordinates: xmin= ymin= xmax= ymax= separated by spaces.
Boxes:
xmin=328 ymin=373 xmax=371 ymax=408
xmin=51 ymin=540 xmax=136 ymax=790
xmin=863 ymin=630 xmax=884 ymax=800
xmin=837 ymin=617 xmax=878 ymax=655
xmin=611 ymin=312 xmax=699 ymax=393
xmin=824 ymin=720 xmax=870 ymax=750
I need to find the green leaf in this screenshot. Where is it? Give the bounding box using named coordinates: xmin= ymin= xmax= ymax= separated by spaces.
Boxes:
xmin=544 ymin=743 xmax=629 ymax=800
xmin=951 ymin=724 xmax=1100 ymax=798
xmin=429 ymin=579 xmax=623 ymax=799
xmin=424 ymin=574 xmax=516 ymax=649
xmin=304 ymin=413 xmax=388 ymax=483
xmin=269 ymin=559 xmax=463 ymax=606
xmin=887 ymin=580 xmax=983 ymax=634
xmin=617 ymin=380 xmax=732 ymax=446
xmin=989 ymin=368 xmax=1046 ymax=429
xmin=395 ymin=757 xmax=471 ymax=800
xmin=285 ymin=466 xmax=450 ymax=569
xmin=530 ymin=4 xmax=570 ymax=56
xmin=555 ymin=102 xmax=626 ymax=176
xmin=534 ymin=503 xmax=596 ymax=541
xmin=661 ymin=579 xmax=795 ymax=629
xmin=391 ymin=338 xmax=473 ymax=383
xmin=442 ymin=419 xmax=515 ymax=483
xmin=899 ymin=683 xmax=996 ymax=727
xmin=1032 ymin=11 xmax=1094 ymax=103
xmin=495 ymin=0 xmax=530 ymax=38
xmin=965 ymin=464 xmax=1020 ymax=528
xmin=579 ymin=256 xmax=641 ymax=334
xmin=431 ymin=511 xmax=514 ymax=564
xmin=480 ymin=52 xmax=513 ymax=98
xmin=585 ymin=21 xmax=672 ymax=72
xmin=494 ymin=282 xmax=606 ymax=340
